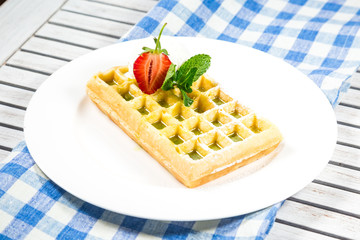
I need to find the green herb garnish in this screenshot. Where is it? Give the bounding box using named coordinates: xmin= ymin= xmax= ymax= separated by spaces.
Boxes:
xmin=161 ymin=54 xmax=211 ymax=107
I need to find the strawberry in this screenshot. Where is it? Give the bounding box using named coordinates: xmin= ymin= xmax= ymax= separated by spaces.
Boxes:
xmin=133 ymin=23 xmax=172 ymax=94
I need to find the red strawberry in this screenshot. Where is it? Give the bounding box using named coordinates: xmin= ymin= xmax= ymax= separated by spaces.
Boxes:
xmin=133 ymin=23 xmax=172 ymax=94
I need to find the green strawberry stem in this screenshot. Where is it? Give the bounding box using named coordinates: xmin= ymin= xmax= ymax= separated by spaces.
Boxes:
xmin=141 ymin=23 xmax=168 ymax=55
xmin=155 ymin=23 xmax=167 ymax=54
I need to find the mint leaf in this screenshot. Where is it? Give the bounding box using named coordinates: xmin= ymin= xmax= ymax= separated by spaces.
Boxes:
xmin=181 ymin=67 xmax=197 ymax=93
xmin=181 ymin=90 xmax=194 ymax=107
xmin=160 ymin=54 xmax=211 ymax=107
xmin=177 ymin=54 xmax=211 ymax=85
xmin=161 ymin=63 xmax=177 ymax=91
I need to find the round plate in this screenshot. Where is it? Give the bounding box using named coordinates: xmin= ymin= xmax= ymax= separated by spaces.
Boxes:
xmin=24 ymin=37 xmax=337 ymax=221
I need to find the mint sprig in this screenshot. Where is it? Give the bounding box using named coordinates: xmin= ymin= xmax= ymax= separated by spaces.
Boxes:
xmin=161 ymin=54 xmax=211 ymax=106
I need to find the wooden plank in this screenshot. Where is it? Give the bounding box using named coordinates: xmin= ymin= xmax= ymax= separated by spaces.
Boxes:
xmin=335 ymin=104 xmax=360 ymax=127
xmin=348 ymin=71 xmax=360 ymax=89
xmin=36 ymin=24 xmax=117 ymax=49
xmin=268 ymin=222 xmax=338 ymax=240
xmin=332 ymin=144 xmax=360 ymax=168
xmin=316 ymin=164 xmax=360 ymax=192
xmin=0 ymin=105 xmax=25 ymax=129
xmin=50 ymin=10 xmax=132 ymax=38
xmin=0 ymin=149 xmax=10 ymax=162
xmin=0 ymin=126 xmax=24 ymax=150
xmin=292 ymin=182 xmax=360 ymax=216
xmin=6 ymin=51 xmax=68 ymax=75
xmin=276 ymin=201 xmax=360 ymax=240
xmin=337 ymin=124 xmax=360 ymax=147
xmin=0 ymin=0 xmax=66 ymax=65
xmin=62 ymin=0 xmax=146 ymax=24
xmin=0 ymin=65 xmax=47 ymax=90
xmin=0 ymin=84 xmax=34 ymax=108
xmin=0 ymin=1 xmax=358 ymax=239
xmin=22 ymin=37 xmax=91 ymax=61
xmin=88 ymin=0 xmax=157 ymax=12
xmin=340 ymin=88 xmax=360 ymax=108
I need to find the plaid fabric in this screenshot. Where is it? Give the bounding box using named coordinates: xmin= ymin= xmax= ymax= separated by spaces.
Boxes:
xmin=2 ymin=0 xmax=360 ymax=239
xmin=122 ymin=0 xmax=360 ymax=106
xmin=0 ymin=142 xmax=283 ymax=239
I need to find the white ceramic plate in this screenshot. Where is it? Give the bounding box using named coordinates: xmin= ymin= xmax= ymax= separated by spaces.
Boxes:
xmin=24 ymin=37 xmax=337 ymax=221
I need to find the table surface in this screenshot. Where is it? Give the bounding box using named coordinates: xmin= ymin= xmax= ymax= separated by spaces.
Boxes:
xmin=0 ymin=0 xmax=359 ymax=239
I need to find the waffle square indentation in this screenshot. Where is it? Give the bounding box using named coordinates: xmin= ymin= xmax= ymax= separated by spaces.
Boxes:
xmin=192 ymin=75 xmax=218 ymax=92
xmin=198 ymin=131 xmax=231 ymax=152
xmin=223 ymin=101 xmax=252 ymax=119
xmin=220 ymin=122 xmax=252 ymax=142
xmin=166 ymin=103 xmax=197 ymax=122
xmin=204 ymin=109 xmax=232 ymax=127
xmin=181 ymin=116 xmax=213 ymax=137
xmin=146 ymin=111 xmax=178 ymax=131
xmin=241 ymin=114 xmax=271 ymax=134
xmin=206 ymin=87 xmax=233 ymax=106
xmin=191 ymin=95 xmax=216 ymax=114
xmin=178 ymin=139 xmax=209 ymax=161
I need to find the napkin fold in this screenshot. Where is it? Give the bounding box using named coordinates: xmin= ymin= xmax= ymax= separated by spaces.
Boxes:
xmin=2 ymin=0 xmax=360 ymax=239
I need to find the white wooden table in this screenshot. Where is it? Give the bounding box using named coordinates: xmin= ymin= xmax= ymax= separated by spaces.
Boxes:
xmin=0 ymin=0 xmax=359 ymax=239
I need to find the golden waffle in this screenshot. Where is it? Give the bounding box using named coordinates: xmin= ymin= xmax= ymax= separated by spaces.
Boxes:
xmin=86 ymin=66 xmax=283 ymax=188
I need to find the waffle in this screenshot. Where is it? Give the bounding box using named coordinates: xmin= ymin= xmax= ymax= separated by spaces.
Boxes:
xmin=86 ymin=66 xmax=283 ymax=188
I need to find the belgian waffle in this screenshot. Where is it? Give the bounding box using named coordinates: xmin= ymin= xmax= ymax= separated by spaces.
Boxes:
xmin=86 ymin=66 xmax=282 ymax=188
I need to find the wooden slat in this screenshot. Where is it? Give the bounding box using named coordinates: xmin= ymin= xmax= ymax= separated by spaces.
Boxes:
xmin=87 ymin=0 xmax=157 ymax=12
xmin=337 ymin=124 xmax=360 ymax=147
xmin=316 ymin=164 xmax=360 ymax=192
xmin=340 ymin=88 xmax=360 ymax=107
xmin=36 ymin=24 xmax=117 ymax=49
xmin=0 ymin=84 xmax=34 ymax=108
xmin=332 ymin=144 xmax=360 ymax=168
xmin=348 ymin=71 xmax=360 ymax=89
xmin=0 ymin=0 xmax=359 ymax=239
xmin=22 ymin=37 xmax=91 ymax=61
xmin=335 ymin=104 xmax=360 ymax=126
xmin=0 ymin=149 xmax=11 ymax=161
xmin=268 ymin=222 xmax=338 ymax=240
xmin=62 ymin=0 xmax=146 ymax=24
xmin=0 ymin=126 xmax=24 ymax=150
xmin=50 ymin=10 xmax=132 ymax=38
xmin=7 ymin=51 xmax=68 ymax=75
xmin=0 ymin=0 xmax=66 ymax=65
xmin=292 ymin=182 xmax=360 ymax=216
xmin=0 ymin=105 xmax=25 ymax=129
xmin=0 ymin=65 xmax=48 ymax=90
xmin=276 ymin=201 xmax=360 ymax=239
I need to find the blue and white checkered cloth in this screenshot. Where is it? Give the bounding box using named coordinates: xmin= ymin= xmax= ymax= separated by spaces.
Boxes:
xmin=123 ymin=0 xmax=360 ymax=106
xmin=2 ymin=0 xmax=360 ymax=239
xmin=0 ymin=142 xmax=282 ymax=239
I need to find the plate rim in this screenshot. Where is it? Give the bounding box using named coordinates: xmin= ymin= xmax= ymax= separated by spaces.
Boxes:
xmin=24 ymin=36 xmax=338 ymax=221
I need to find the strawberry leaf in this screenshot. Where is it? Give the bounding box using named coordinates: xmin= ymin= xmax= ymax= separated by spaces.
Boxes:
xmin=141 ymin=47 xmax=153 ymax=53
xmin=161 ymin=49 xmax=169 ymax=55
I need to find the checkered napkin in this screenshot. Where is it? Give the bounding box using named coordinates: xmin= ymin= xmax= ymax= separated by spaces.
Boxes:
xmin=123 ymin=0 xmax=360 ymax=106
xmin=2 ymin=0 xmax=360 ymax=239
